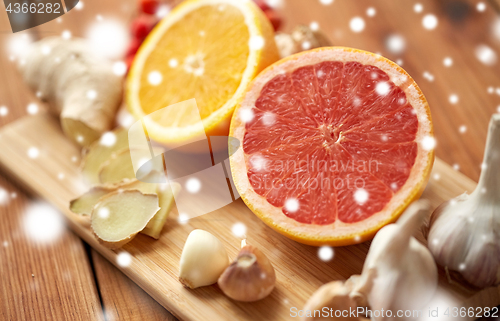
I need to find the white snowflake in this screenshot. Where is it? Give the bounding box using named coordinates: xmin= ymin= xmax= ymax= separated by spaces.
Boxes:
xmin=0 ymin=106 xmax=9 ymax=117
xmin=318 ymin=246 xmax=334 ymax=261
xmin=185 ymin=178 xmax=201 ymax=193
xmin=239 ymin=108 xmax=254 ymax=123
xmin=354 ymin=189 xmax=369 ymax=205
xmin=309 ymin=21 xmax=319 ymax=31
xmin=23 ymin=202 xmax=64 ymax=244
xmin=475 ymin=45 xmax=497 ymax=66
xmin=231 ymin=222 xmax=247 ymax=238
xmin=0 ymin=188 xmax=8 ymax=205
xmin=366 ymin=7 xmax=376 ymax=17
xmin=169 ymin=58 xmax=178 ymax=68
xmin=386 ymin=34 xmax=406 ymax=54
xmin=100 ymin=132 xmax=117 ymax=147
xmin=422 ymin=14 xmax=438 ymax=30
xmin=86 ymin=90 xmax=97 ymax=100
xmin=86 ymin=20 xmax=129 ymax=59
xmin=178 ymin=213 xmax=189 ymax=224
xmin=27 ymin=147 xmax=39 ymax=159
xmin=61 ymin=30 xmax=72 ymax=40
xmin=249 ymin=36 xmax=265 ymax=50
xmin=375 ymin=82 xmax=390 ymax=95
xmin=285 ymin=198 xmax=299 ymax=213
xmin=117 ymin=252 xmax=132 ymax=267
xmin=423 ymin=71 xmax=434 ymax=82
xmin=148 ymin=71 xmax=163 ymax=86
xmin=350 ymin=17 xmax=365 ymax=33
xmin=421 ymin=136 xmax=436 ymax=151
xmin=112 ymin=61 xmax=127 ymax=76
xmin=319 ymin=0 xmax=333 ymax=5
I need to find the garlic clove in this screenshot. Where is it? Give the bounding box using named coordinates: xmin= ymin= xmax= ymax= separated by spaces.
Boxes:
xmin=179 ymin=229 xmax=229 ymax=289
xmin=302 ymin=280 xmax=362 ymax=321
xmin=352 ymin=200 xmax=438 ymax=317
xmin=218 ymin=243 xmax=276 ymax=302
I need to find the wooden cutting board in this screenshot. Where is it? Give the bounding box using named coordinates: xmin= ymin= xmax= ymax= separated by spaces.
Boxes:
xmin=0 ymin=114 xmax=498 ymax=321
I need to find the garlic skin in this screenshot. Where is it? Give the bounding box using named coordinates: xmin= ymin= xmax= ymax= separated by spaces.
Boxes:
xmin=275 ymin=25 xmax=332 ymax=58
xmin=302 ymin=280 xmax=361 ymax=321
xmin=179 ymin=229 xmax=229 ymax=289
xmin=218 ymin=243 xmax=276 ymax=302
xmin=351 ymin=201 xmax=438 ymax=320
xmin=427 ymin=114 xmax=500 ymax=289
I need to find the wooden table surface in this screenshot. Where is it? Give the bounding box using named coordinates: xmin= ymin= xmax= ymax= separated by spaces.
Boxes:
xmin=1 ymin=0 xmax=499 ymax=320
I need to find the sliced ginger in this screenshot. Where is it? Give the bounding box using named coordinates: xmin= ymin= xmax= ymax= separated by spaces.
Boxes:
xmin=142 ymin=182 xmax=181 ymax=239
xmin=81 ymin=127 xmax=129 ymax=185
xmin=91 ymin=190 xmax=160 ymax=249
xmin=98 ymin=149 xmax=136 ymax=185
xmin=70 ymin=179 xmax=157 ymax=216
xmin=70 ymin=177 xmax=180 ymax=239
xmin=70 ymin=185 xmax=116 ymax=216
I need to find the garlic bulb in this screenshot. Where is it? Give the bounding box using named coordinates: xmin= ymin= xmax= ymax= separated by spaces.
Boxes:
xmin=351 ymin=200 xmax=438 ymax=320
xmin=275 ymin=25 xmax=332 ymax=58
xmin=179 ymin=229 xmax=229 ymax=289
xmin=427 ymin=114 xmax=500 ymax=289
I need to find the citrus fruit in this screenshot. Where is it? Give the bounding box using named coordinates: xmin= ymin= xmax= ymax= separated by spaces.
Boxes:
xmin=230 ymin=47 xmax=434 ymax=246
xmin=126 ymin=0 xmax=279 ymax=144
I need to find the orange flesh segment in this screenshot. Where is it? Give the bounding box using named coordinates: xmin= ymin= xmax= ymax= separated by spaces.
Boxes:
xmin=242 ymin=61 xmax=419 ymax=225
xmin=138 ymin=4 xmax=250 ymax=122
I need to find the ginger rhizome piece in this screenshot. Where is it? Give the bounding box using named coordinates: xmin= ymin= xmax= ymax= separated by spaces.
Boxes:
xmin=19 ymin=37 xmax=123 ymax=147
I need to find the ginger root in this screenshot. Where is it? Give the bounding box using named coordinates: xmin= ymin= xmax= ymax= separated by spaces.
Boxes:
xmin=19 ymin=37 xmax=123 ymax=147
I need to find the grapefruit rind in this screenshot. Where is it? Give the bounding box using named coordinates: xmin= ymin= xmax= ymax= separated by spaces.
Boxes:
xmin=229 ymin=47 xmax=434 ymax=246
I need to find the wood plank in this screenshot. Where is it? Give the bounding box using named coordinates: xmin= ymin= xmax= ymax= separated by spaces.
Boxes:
xmin=92 ymin=250 xmax=178 ymax=321
xmin=0 ymin=175 xmax=104 ymax=321
xmin=0 ymin=113 xmax=497 ymax=321
xmin=0 ymin=11 xmax=104 ymax=321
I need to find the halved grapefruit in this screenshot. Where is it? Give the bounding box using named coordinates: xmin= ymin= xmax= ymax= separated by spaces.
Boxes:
xmin=230 ymin=47 xmax=434 ymax=246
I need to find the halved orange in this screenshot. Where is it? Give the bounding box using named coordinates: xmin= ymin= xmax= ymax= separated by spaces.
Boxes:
xmin=126 ymin=0 xmax=279 ymax=144
xmin=230 ymin=47 xmax=434 ymax=246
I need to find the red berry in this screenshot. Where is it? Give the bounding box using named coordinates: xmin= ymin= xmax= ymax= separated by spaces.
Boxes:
xmin=131 ymin=15 xmax=157 ymax=40
xmin=254 ymin=0 xmax=271 ymax=12
xmin=264 ymin=9 xmax=281 ymax=31
xmin=126 ymin=38 xmax=142 ymax=57
xmin=140 ymin=0 xmax=159 ymax=15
